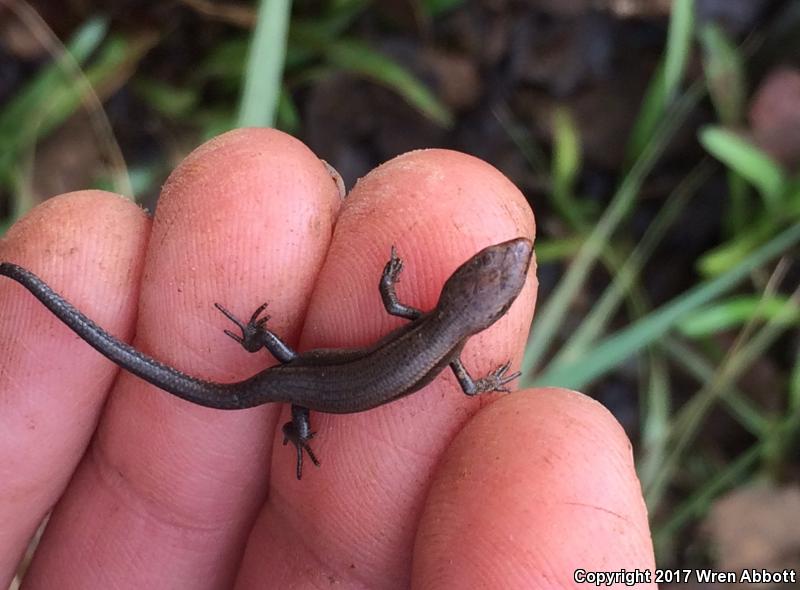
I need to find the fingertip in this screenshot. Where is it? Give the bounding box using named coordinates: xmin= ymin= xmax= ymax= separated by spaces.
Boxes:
xmin=146 ymin=127 xmax=342 ymax=358
xmin=413 ymin=388 xmax=656 ymax=589
xmin=161 ymin=127 xmax=343 ymax=228
xmin=347 ymin=148 xmax=536 ymax=262
xmin=1 ymin=188 xmax=149 ymax=359
xmin=3 ymin=189 xmax=147 ymax=268
xmin=306 ymin=147 xmax=537 ymax=358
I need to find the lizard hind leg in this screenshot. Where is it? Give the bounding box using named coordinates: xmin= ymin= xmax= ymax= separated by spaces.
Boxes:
xmin=282 ymin=405 xmax=321 ymax=479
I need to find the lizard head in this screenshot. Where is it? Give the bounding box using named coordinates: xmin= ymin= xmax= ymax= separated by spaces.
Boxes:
xmin=436 ymin=237 xmax=533 ymax=335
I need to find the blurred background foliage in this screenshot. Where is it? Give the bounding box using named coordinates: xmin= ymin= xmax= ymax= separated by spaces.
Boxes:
xmin=1 ymin=0 xmax=799 ymax=580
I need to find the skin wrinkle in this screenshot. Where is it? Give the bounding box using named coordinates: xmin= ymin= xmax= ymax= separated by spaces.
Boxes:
xmin=166 ymin=323 xmax=261 ymax=379
xmin=363 ymin=425 xmax=437 ymax=468
xmin=87 ymin=436 xmax=239 ymax=535
xmin=560 ymin=501 xmax=634 ymax=525
xmin=258 ymin=418 xmax=420 ymax=587
xmin=254 ymin=493 xmax=377 ymax=590
xmin=92 ymin=391 xmax=270 ymax=518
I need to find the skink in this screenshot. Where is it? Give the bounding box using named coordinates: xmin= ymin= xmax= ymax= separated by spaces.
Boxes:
xmin=0 ymin=238 xmax=533 ymax=478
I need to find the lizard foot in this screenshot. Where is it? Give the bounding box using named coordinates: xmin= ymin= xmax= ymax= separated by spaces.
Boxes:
xmin=282 ymin=421 xmax=321 ymax=480
xmin=472 ymin=361 xmax=521 ymax=394
xmin=214 ymin=302 xmax=270 ymax=353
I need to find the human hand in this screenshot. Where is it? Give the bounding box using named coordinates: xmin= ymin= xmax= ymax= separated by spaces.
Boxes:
xmin=1 ymin=129 xmax=655 ymax=588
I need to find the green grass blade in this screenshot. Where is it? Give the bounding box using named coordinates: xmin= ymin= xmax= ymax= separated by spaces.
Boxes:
xmin=422 ymin=0 xmax=466 ymax=17
xmin=678 ymin=294 xmax=799 ymax=337
xmin=699 ymin=126 xmax=787 ymax=208
xmin=134 ymin=78 xmax=198 ymax=118
xmin=551 ymin=108 xmax=583 ymax=227
xmin=492 ymin=103 xmax=548 ymax=176
xmin=791 ymin=344 xmax=800 ymax=413
xmin=700 ymin=23 xmax=745 ymax=126
xmin=663 ymin=0 xmax=694 ymax=101
xmin=698 ymin=215 xmax=796 ymax=276
xmin=625 ymin=0 xmax=694 ymax=164
xmin=237 ymin=0 xmax=292 ymax=127
xmin=324 ymin=39 xmax=452 ymax=126
xmin=531 ymin=222 xmax=800 ymax=389
xmin=699 ymin=23 xmax=751 ymax=234
xmin=624 ymin=63 xmax=666 ymax=168
xmin=0 ymin=17 xmax=107 ymax=157
xmin=637 ymin=353 xmax=671 ymax=493
xmin=723 ymin=169 xmax=752 ymax=236
xmin=289 ymin=22 xmax=452 ymax=126
xmin=533 ymin=236 xmax=584 ymax=263
xmin=653 ymin=443 xmax=759 ymax=554
xmin=661 ymin=337 xmax=768 ymax=436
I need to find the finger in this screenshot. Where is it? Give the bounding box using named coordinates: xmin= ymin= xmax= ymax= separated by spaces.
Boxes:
xmin=236 ymin=149 xmax=537 ymax=587
xmin=413 ymin=388 xmax=656 ymax=588
xmin=23 ymin=129 xmax=342 ymax=588
xmin=0 ymin=191 xmax=148 ymax=585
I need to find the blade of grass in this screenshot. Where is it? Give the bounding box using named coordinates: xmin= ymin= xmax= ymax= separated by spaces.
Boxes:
xmin=198 ymin=37 xmax=249 ymax=83
xmin=698 ymin=196 xmax=800 ymax=276
xmin=0 ymin=12 xmax=142 ymax=216
xmin=133 ymin=78 xmax=198 ymax=118
xmin=0 ymin=17 xmax=107 ymax=172
xmin=723 ymin=170 xmax=751 ymax=235
xmin=290 ymin=24 xmax=452 ymax=126
xmin=532 ymin=236 xmax=584 ymax=263
xmin=700 ymin=24 xmax=745 ymax=126
xmin=699 ymin=23 xmax=752 ymax=234
xmin=637 ymin=351 xmax=671 ymax=490
xmin=532 ymin=222 xmax=800 ymax=389
xmin=625 ymin=0 xmax=695 ymax=165
xmin=492 ymin=103 xmax=548 ymax=177
xmin=551 ymin=108 xmax=584 ymax=227
xmin=423 ymin=0 xmax=466 ymax=17
xmin=699 ymin=126 xmax=787 ymax=209
xmin=791 ymin=344 xmax=800 ymax=413
xmin=324 ymin=39 xmax=452 ymax=126
xmin=678 ymin=294 xmax=799 ymax=337
xmin=663 ymin=0 xmax=694 ymax=102
xmin=238 ymin=0 xmax=292 ymax=127
xmin=661 ymin=336 xmax=769 ymax=436
xmin=653 ymin=442 xmax=760 ymax=554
